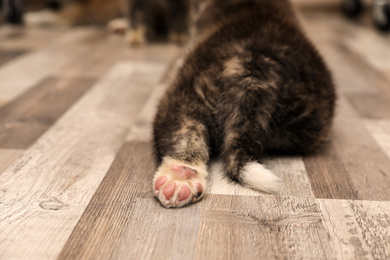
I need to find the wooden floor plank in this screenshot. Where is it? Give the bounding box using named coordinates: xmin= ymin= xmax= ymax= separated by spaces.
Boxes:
xmin=59 ymin=142 xmax=200 ymax=260
xmin=0 ymin=49 xmax=28 ymax=67
xmin=320 ymin=42 xmax=378 ymax=95
xmin=0 ymin=28 xmax=100 ymax=101
xmin=52 ymin=35 xmax=124 ymax=78
xmin=0 ymin=149 xmax=24 ymax=176
xmin=196 ymin=195 xmax=335 ymax=260
xmin=123 ymin=44 xmax=181 ymax=64
xmin=0 ymin=25 xmax=66 ymax=50
xmin=304 ymin=97 xmax=390 ymax=200
xmin=346 ymin=93 xmax=390 ymax=120
xmin=112 ymin=196 xmax=200 ymax=260
xmin=57 ymin=142 xmax=154 ymax=260
xmin=265 ymin=157 xmax=315 ymax=198
xmin=301 ymin=13 xmax=389 ymax=96
xmin=126 ymin=86 xmax=166 ymax=142
xmin=334 ymin=16 xmax=390 ymax=73
xmin=364 ymin=120 xmax=390 ymax=159
xmin=304 ymin=143 xmax=359 ymax=200
xmin=0 ymin=77 xmax=96 ymax=149
xmin=318 ymin=199 xmax=390 ymax=260
xmin=125 ymin=53 xmax=183 ymax=143
xmin=0 ymin=62 xmax=156 ymax=260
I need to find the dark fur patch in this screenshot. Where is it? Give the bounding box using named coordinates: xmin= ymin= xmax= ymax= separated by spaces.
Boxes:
xmin=128 ymin=0 xmax=190 ymax=41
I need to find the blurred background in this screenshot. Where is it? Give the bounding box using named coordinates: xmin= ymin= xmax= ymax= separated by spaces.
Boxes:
xmin=0 ymin=0 xmax=389 ymax=33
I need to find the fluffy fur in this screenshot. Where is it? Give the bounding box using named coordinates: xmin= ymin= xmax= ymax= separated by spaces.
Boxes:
xmin=152 ymin=0 xmax=336 ymax=208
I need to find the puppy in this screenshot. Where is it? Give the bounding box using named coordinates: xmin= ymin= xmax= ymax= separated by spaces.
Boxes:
xmin=152 ymin=0 xmax=336 ymax=208
xmin=126 ymin=0 xmax=190 ymax=44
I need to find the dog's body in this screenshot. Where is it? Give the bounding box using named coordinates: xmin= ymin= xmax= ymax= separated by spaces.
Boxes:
xmin=0 ymin=0 xmax=189 ymax=45
xmin=152 ymin=0 xmax=336 ymax=208
xmin=126 ymin=0 xmax=190 ymax=44
xmin=0 ymin=0 xmax=25 ymax=24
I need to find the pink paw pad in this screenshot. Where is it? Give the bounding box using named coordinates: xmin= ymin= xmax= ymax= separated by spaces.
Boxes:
xmin=163 ymin=183 xmax=176 ymax=200
xmin=155 ymin=176 xmax=167 ymax=190
xmin=178 ymin=185 xmax=191 ymax=201
xmin=171 ymin=166 xmax=197 ymax=179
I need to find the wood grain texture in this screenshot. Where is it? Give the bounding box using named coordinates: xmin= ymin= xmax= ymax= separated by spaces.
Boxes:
xmin=304 ymin=143 xmax=358 ymax=200
xmin=0 ymin=149 xmax=24 ymax=176
xmin=319 ymin=199 xmax=390 ymax=259
xmin=57 ymin=142 xmax=154 ymax=260
xmin=304 ymin=97 xmax=390 ymax=201
xmin=112 ymin=196 xmax=200 ymax=260
xmin=0 ymin=62 xmax=154 ymax=260
xmin=196 ymin=195 xmax=335 ymax=260
xmin=0 ymin=77 xmax=96 ymax=149
xmin=59 ymin=142 xmax=201 ymax=260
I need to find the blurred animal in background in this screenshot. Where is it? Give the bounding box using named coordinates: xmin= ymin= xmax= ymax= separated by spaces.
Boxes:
xmin=0 ymin=0 xmax=65 ymax=25
xmin=58 ymin=0 xmax=127 ymax=25
xmin=0 ymin=0 xmax=190 ymax=44
xmin=126 ymin=0 xmax=190 ymax=44
xmin=0 ymin=0 xmax=26 ymax=24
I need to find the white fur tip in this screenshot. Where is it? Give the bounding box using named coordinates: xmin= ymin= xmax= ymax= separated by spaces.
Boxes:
xmin=240 ymin=162 xmax=281 ymax=193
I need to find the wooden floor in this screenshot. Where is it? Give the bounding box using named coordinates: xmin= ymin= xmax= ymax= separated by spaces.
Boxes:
xmin=1 ymin=7 xmax=390 ymax=260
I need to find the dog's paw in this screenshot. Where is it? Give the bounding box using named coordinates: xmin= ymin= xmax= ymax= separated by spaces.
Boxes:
xmin=107 ymin=18 xmax=128 ymax=34
xmin=168 ymin=32 xmax=188 ymax=44
xmin=125 ymin=26 xmax=146 ymax=45
xmin=153 ymin=157 xmax=207 ymax=208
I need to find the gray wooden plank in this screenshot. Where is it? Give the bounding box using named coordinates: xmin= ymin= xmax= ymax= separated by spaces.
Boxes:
xmin=196 ymin=194 xmax=335 ymax=260
xmin=0 ymin=77 xmax=96 ymax=149
xmin=59 ymin=141 xmax=201 ymax=260
xmin=57 ymin=142 xmax=154 ymax=259
xmin=0 ymin=28 xmax=100 ymax=100
xmin=304 ymin=97 xmax=390 ymax=200
xmin=0 ymin=62 xmax=155 ymax=260
xmin=0 ymin=149 xmax=24 ymax=176
xmin=319 ymin=199 xmax=390 ymax=260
